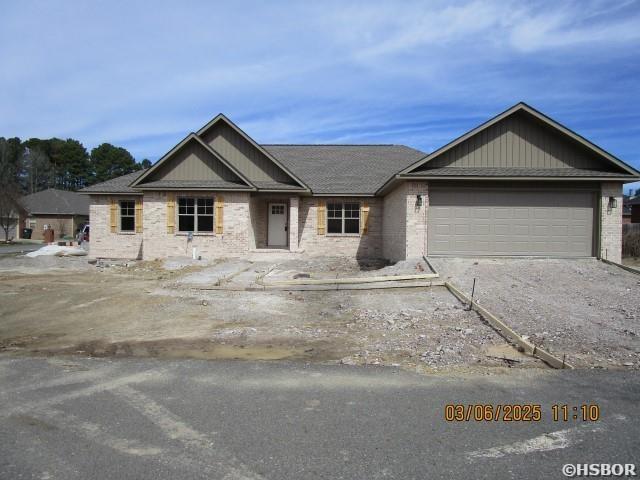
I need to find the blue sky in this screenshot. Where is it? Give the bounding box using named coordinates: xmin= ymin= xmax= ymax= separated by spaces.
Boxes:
xmin=1 ymin=0 xmax=639 ymax=192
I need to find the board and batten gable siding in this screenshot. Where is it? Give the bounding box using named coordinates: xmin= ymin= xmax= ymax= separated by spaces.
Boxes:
xmin=144 ymin=139 xmax=242 ymax=183
xmin=201 ymin=121 xmax=294 ymax=184
xmin=423 ymin=111 xmax=609 ymax=170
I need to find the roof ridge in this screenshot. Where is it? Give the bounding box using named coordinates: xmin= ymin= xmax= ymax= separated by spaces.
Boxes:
xmin=262 ymin=143 xmax=406 ymax=147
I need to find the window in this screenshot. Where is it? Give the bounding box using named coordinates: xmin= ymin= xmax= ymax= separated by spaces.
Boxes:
xmin=271 ymin=205 xmax=285 ymax=215
xmin=178 ymin=197 xmax=214 ymax=233
xmin=120 ymin=200 xmax=135 ymax=232
xmin=327 ymin=202 xmax=360 ymax=234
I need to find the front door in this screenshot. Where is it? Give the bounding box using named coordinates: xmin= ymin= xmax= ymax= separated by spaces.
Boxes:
xmin=268 ymin=203 xmax=287 ymax=247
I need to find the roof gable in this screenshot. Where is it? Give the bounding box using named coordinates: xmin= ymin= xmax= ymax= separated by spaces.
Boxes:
xmin=197 ymin=114 xmax=308 ymax=190
xmin=131 ymin=134 xmax=255 ymax=190
xmin=401 ymin=103 xmax=640 ymax=177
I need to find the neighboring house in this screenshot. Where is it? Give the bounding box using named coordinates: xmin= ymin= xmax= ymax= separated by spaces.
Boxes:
xmin=623 ymin=195 xmax=633 ymax=224
xmin=80 ymin=102 xmax=640 ymax=263
xmin=19 ymin=188 xmax=90 ymax=241
xmin=629 ymin=197 xmax=640 ymax=224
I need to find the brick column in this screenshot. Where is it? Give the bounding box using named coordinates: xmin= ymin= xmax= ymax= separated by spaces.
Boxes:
xmin=405 ymin=181 xmax=429 ymax=259
xmin=289 ymin=196 xmax=299 ymax=251
xmin=600 ymin=182 xmax=622 ymax=262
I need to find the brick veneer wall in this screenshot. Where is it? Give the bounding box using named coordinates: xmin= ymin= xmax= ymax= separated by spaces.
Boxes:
xmin=89 ymin=195 xmax=143 ymax=259
xmin=142 ymin=191 xmax=251 ymax=260
xmin=405 ymin=182 xmax=429 ymax=258
xmin=382 ymin=184 xmax=406 ymax=261
xmin=600 ymin=182 xmax=623 ymax=262
xmin=298 ymin=197 xmax=383 ymax=258
xmin=382 ymin=181 xmax=428 ymax=261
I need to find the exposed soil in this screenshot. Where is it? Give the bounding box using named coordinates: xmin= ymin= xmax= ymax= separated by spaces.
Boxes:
xmin=430 ymin=257 xmax=640 ymax=369
xmin=0 ymin=255 xmax=526 ymax=373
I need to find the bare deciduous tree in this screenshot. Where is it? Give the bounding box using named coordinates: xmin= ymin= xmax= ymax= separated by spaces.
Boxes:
xmin=0 ymin=193 xmax=20 ymax=242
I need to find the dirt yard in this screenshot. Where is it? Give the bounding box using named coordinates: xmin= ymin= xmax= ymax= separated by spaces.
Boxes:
xmin=430 ymin=258 xmax=640 ymax=369
xmin=2 ymin=253 xmax=636 ymax=372
xmin=0 ymin=253 xmax=531 ymax=373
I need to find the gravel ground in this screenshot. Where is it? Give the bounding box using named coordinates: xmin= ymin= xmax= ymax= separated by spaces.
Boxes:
xmin=263 ymin=257 xmax=430 ymax=282
xmin=430 ymin=258 xmax=640 ymax=369
xmin=0 ymin=255 xmax=525 ymax=372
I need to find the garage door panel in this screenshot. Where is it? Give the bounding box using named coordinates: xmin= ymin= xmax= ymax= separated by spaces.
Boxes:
xmin=473 ymin=224 xmax=490 ymax=235
xmin=434 ymin=224 xmax=451 ymax=235
xmin=427 ymin=188 xmax=594 ymax=256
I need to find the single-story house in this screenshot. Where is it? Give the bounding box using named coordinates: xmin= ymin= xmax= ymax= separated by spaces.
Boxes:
xmin=80 ymin=102 xmax=640 ymax=263
xmin=19 ymin=188 xmax=90 ymax=241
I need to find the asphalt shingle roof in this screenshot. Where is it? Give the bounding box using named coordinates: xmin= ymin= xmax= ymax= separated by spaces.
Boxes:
xmin=404 ymin=167 xmax=637 ymax=178
xmin=264 ymin=145 xmax=426 ymax=194
xmin=80 ymin=170 xmax=148 ymax=194
xmin=81 ymin=146 xmax=426 ymax=195
xmin=20 ymin=188 xmax=90 ymax=215
xmin=136 ymin=180 xmax=253 ymax=189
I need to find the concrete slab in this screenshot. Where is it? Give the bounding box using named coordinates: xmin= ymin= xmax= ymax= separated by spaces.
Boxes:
xmin=177 ymin=259 xmax=253 ymax=286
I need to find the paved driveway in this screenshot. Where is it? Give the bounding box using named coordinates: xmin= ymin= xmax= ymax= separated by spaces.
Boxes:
xmin=1 ymin=356 xmax=638 ymax=479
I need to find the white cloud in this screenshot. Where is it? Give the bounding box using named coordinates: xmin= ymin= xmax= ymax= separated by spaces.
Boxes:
xmin=0 ymin=0 xmax=638 ymax=170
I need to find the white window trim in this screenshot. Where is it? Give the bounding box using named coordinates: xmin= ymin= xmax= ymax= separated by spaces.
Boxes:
xmin=176 ymin=195 xmax=215 ymax=235
xmin=326 ymin=201 xmax=361 ymax=236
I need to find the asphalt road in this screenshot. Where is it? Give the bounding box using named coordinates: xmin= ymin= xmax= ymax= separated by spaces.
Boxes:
xmin=0 ymin=243 xmax=41 ymax=255
xmin=0 ymin=356 xmax=638 ymax=480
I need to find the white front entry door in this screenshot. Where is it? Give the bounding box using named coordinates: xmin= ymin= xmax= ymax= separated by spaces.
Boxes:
xmin=268 ymin=203 xmax=287 ymax=247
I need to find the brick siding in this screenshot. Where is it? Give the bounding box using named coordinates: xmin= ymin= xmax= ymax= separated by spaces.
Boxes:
xmin=298 ymin=197 xmax=383 ymax=258
xmin=600 ymin=182 xmax=623 ymax=262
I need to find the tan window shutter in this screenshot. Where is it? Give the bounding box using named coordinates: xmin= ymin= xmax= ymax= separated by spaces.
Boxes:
xmin=317 ymin=199 xmax=326 ymax=235
xmin=110 ymin=198 xmax=118 ymax=233
xmin=135 ymin=197 xmax=143 ymax=233
xmin=215 ymin=196 xmax=224 ymax=234
xmin=361 ymin=202 xmax=369 ymax=235
xmin=167 ymin=193 xmax=175 ymax=234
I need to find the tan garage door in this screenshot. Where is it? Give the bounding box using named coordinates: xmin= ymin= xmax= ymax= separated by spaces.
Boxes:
xmin=427 ymin=188 xmax=596 ymax=256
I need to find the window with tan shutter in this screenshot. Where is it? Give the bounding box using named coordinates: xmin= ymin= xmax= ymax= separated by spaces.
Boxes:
xmin=327 ymin=202 xmax=360 ymax=234
xmin=177 ymin=197 xmax=214 ymax=233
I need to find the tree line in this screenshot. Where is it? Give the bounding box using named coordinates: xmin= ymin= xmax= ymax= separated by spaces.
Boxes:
xmin=0 ymin=136 xmax=152 ymax=196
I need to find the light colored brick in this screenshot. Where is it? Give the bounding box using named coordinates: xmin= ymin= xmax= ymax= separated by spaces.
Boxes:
xmin=88 ymin=195 xmax=143 ymax=259
xmin=298 ymin=197 xmax=383 ymax=258
xmin=600 ymin=182 xmax=623 ymax=263
xmin=382 ymin=181 xmax=428 ymax=261
xmin=142 ymin=191 xmax=250 ymax=260
xmin=90 ymin=181 xmax=615 ymax=262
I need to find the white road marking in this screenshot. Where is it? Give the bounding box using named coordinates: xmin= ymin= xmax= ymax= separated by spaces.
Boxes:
xmin=115 ymin=385 xmax=263 ymax=480
xmin=467 ymin=425 xmax=605 ymax=459
xmin=36 ymin=407 xmax=163 ymax=457
xmin=0 ymin=370 xmax=167 ymax=417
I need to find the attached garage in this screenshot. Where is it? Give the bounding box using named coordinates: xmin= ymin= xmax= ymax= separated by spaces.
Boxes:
xmin=427 ymin=186 xmax=597 ymax=257
xmin=390 ymin=103 xmax=640 ymax=262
